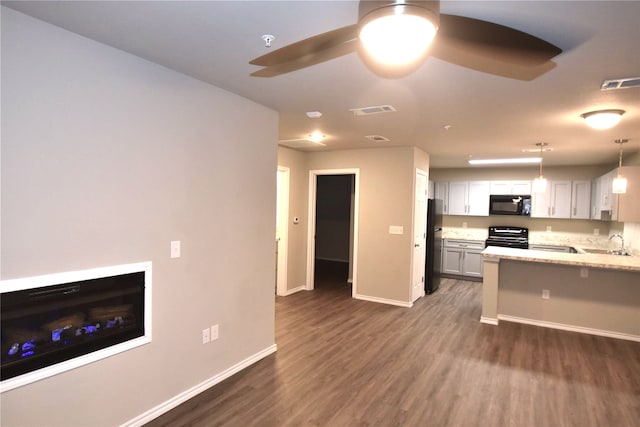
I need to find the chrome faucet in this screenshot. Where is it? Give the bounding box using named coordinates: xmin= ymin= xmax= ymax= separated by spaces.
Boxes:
xmin=608 ymin=233 xmax=628 ymax=255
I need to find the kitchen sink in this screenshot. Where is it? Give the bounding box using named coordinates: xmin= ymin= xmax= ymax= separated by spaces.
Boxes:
xmin=581 ymin=248 xmax=631 ymax=256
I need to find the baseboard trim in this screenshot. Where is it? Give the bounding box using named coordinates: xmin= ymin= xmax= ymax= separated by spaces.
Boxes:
xmin=498 ymin=315 xmax=640 ymax=342
xmin=480 ymin=316 xmax=499 ymax=325
xmin=355 ymin=294 xmax=412 ymax=308
xmin=121 ymin=344 xmax=278 ymax=427
xmin=281 ymin=285 xmax=307 ymax=296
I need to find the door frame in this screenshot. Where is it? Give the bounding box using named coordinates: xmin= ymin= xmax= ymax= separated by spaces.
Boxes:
xmin=411 ymin=168 xmax=429 ymax=302
xmin=276 ymin=166 xmax=290 ymax=296
xmin=306 ymin=168 xmax=360 ymax=297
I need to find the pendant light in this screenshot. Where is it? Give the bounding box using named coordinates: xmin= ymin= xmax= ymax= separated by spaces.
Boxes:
xmin=533 ymin=142 xmax=548 ymax=193
xmin=612 ymin=138 xmax=628 ymax=194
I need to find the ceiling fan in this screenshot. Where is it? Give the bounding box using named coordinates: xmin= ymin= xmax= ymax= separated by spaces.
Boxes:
xmin=249 ymin=0 xmax=562 ymax=80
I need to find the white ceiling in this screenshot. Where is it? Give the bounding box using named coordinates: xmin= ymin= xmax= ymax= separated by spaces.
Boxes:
xmin=4 ymin=0 xmax=640 ymax=168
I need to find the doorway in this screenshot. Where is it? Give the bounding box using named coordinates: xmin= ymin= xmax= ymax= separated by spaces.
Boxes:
xmin=307 ymin=169 xmax=359 ymax=297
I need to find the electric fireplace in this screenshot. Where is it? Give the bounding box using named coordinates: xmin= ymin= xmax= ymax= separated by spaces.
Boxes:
xmin=1 ymin=262 xmax=151 ymax=391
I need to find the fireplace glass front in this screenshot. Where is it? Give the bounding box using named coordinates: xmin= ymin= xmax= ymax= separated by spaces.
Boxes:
xmin=1 ymin=271 xmax=146 ymax=382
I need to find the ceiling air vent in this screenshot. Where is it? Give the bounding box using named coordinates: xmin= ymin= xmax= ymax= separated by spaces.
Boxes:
xmin=365 ymin=135 xmax=391 ymax=142
xmin=350 ymin=105 xmax=397 ymax=116
xmin=601 ymin=77 xmax=640 ymax=91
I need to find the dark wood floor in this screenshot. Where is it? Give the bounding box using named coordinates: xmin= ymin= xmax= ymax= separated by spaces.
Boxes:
xmin=146 ymin=261 xmax=640 ymax=426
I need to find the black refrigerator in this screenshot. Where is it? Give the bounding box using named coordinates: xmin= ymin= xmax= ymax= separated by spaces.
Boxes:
xmin=425 ymin=198 xmax=443 ymax=294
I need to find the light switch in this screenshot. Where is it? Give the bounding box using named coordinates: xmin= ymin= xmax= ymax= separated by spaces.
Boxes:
xmin=170 ymin=240 xmax=181 ymax=258
xmin=389 ymin=225 xmax=404 ymax=235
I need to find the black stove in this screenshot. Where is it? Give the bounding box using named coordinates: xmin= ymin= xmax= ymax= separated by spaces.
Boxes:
xmin=485 ymin=226 xmax=529 ymax=249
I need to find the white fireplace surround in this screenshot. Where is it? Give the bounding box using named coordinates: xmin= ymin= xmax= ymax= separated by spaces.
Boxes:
xmin=0 ymin=261 xmax=152 ymax=393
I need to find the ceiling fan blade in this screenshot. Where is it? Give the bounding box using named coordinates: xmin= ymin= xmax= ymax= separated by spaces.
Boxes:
xmin=434 ymin=14 xmax=562 ymax=66
xmin=250 ymin=24 xmax=358 ymax=67
xmin=251 ymin=38 xmax=359 ymax=77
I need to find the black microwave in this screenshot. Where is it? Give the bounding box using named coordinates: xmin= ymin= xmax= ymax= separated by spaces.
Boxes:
xmin=489 ymin=195 xmax=531 ymax=216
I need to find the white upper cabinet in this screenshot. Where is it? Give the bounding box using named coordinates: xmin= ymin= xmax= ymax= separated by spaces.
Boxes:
xmin=434 ymin=182 xmax=449 ymax=214
xmin=532 ymin=180 xmax=572 ymax=218
xmin=448 ymin=181 xmax=490 ymax=216
xmin=490 ymin=180 xmax=531 ymax=195
xmin=571 ymin=180 xmax=591 ymax=219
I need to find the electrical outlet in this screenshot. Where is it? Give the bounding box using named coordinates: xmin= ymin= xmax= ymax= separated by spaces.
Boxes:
xmin=593 ymin=228 xmax=600 ymax=236
xmin=542 ymin=289 xmax=550 ymax=299
xmin=202 ymin=328 xmax=210 ymax=344
xmin=462 ymin=222 xmax=468 ymax=229
xmin=211 ymin=324 xmax=219 ymax=341
xmin=171 ymin=240 xmax=181 ymax=258
xmin=580 ymin=268 xmax=589 ymax=278
xmin=546 ymin=226 xmax=552 ymax=232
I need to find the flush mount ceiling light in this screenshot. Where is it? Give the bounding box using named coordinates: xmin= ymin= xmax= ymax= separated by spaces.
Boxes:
xmin=612 ymin=138 xmax=629 ymax=194
xmin=581 ymin=109 xmax=625 ymax=130
xmin=533 ymin=142 xmax=548 ymax=193
xmin=358 ymin=2 xmax=438 ymax=66
xmin=468 ymin=158 xmax=541 ymax=166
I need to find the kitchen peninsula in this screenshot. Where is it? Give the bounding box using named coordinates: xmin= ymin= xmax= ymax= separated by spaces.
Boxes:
xmin=481 ymin=246 xmax=640 ymax=341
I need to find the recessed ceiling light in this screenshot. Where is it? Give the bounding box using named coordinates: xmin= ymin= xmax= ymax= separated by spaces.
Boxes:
xmin=468 ymin=158 xmax=542 ymax=166
xmin=306 ymin=111 xmax=322 ymax=119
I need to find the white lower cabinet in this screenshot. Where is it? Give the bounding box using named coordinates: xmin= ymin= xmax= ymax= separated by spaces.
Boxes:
xmin=442 ymin=239 xmax=485 ymax=278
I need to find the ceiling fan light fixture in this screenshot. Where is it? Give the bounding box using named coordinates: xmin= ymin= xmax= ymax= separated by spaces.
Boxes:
xmin=307 ymin=131 xmax=325 ymax=143
xmin=359 ymin=3 xmax=439 ymax=66
xmin=580 ymin=109 xmax=625 ymax=130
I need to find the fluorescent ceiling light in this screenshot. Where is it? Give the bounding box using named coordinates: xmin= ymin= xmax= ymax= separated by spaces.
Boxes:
xmin=468 ymin=157 xmax=541 ymax=166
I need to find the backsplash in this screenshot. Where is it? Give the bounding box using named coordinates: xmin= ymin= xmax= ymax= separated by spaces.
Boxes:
xmin=623 ymin=222 xmax=640 ymax=251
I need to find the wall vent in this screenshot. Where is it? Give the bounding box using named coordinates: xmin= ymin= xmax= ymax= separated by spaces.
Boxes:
xmin=365 ymin=135 xmax=391 ymax=142
xmin=601 ymin=77 xmax=640 ymax=91
xmin=350 ymin=105 xmax=396 ymax=116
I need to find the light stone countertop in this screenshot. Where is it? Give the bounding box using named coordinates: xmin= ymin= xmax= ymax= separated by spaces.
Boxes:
xmin=442 ymin=227 xmax=626 ymax=252
xmin=482 ymin=245 xmax=640 ymax=272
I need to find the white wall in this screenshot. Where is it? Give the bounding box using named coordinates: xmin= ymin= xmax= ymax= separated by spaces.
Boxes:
xmin=1 ymin=8 xmax=277 ymax=426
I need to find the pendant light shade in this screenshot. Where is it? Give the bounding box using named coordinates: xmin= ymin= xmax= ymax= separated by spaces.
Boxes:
xmin=612 ymin=139 xmax=628 ymax=194
xmin=533 ymin=142 xmax=548 ymax=193
xmin=581 ymin=109 xmax=625 ymax=130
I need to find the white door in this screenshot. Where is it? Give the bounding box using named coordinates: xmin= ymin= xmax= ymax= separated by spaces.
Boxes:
xmin=412 ymin=171 xmax=428 ymax=302
xmin=276 ymin=167 xmax=289 ymax=296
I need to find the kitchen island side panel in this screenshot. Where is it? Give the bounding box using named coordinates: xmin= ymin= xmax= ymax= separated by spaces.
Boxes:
xmin=498 ymin=260 xmax=640 ymax=337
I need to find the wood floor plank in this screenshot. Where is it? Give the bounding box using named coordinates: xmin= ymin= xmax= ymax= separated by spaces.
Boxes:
xmin=146 ymin=264 xmax=640 ymax=427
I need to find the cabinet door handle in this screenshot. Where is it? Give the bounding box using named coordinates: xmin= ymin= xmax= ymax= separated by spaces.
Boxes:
xmin=548 ymin=206 xmax=551 ymax=216
xmin=573 ymin=207 xmax=576 ymax=216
